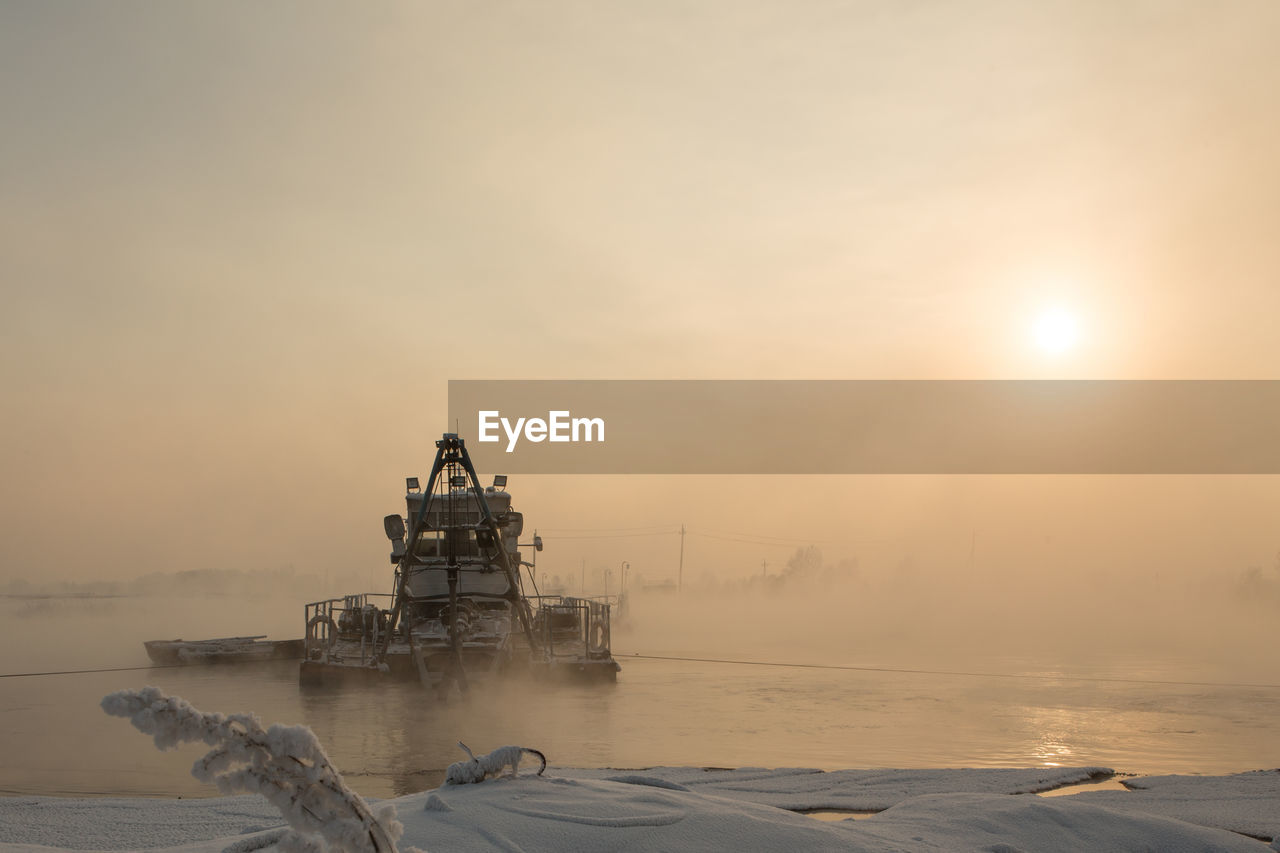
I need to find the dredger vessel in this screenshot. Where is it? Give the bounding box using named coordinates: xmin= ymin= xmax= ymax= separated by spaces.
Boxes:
xmin=299 ymin=434 xmax=619 ymax=690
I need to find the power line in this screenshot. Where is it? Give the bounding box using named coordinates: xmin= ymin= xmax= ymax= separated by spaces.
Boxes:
xmin=541 ymin=530 xmax=680 ymax=540
xmin=693 ymin=527 xmax=838 ymax=545
xmin=539 ymin=524 xmax=681 ymax=534
xmin=538 ymin=525 xmax=907 ymax=548
xmin=540 ymin=527 xmax=815 ymax=546
xmin=686 ymin=531 xmax=809 ymax=548
xmin=620 ymin=653 xmax=1280 ymax=691
xmin=692 ymin=528 xmax=910 ymax=547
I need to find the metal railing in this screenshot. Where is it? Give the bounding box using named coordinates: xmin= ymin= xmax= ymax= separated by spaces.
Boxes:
xmin=532 ymin=595 xmax=613 ymax=661
xmin=304 ymin=593 xmax=394 ymax=667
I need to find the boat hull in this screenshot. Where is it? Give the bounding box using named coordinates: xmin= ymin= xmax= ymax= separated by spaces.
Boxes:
xmin=144 ymin=638 xmax=305 ymax=665
xmin=298 ymin=653 xmax=619 ymax=688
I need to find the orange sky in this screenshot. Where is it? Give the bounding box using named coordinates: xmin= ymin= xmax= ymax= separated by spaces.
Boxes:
xmin=2 ymin=2 xmax=1279 ymax=590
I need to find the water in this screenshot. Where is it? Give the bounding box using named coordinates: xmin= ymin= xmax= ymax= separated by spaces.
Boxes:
xmin=2 ymin=594 xmax=1278 ymax=799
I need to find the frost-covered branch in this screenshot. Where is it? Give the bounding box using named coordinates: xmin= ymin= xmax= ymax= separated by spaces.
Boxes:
xmin=445 ymin=741 xmax=547 ymax=785
xmin=102 ymin=686 xmax=416 ymax=853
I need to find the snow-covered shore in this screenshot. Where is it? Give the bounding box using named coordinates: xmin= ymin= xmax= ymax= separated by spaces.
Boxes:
xmin=3 ymin=766 xmax=1277 ymax=852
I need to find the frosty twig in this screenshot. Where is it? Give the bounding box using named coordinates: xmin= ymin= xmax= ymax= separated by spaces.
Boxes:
xmin=101 ymin=686 xmax=415 ymax=853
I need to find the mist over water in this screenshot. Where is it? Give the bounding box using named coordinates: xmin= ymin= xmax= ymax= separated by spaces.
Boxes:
xmin=5 ymin=0 xmax=1280 ymax=827
xmin=623 ymin=547 xmax=1280 ymax=679
xmin=2 ymin=567 xmax=1277 ymax=799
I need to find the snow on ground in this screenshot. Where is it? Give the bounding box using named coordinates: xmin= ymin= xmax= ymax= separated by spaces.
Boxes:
xmin=844 ymin=792 xmax=1266 ymax=852
xmin=562 ymin=765 xmax=1116 ymax=811
xmin=0 ymin=795 xmax=282 ymax=851
xmin=1071 ymin=770 xmax=1280 ymax=844
xmin=2 ymin=767 xmax=1275 ymax=853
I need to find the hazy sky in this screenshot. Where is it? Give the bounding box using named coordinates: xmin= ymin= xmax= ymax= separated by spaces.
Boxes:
xmin=3 ymin=2 xmax=1279 ymax=588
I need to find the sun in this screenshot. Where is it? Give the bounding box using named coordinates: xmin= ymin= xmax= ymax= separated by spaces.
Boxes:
xmin=1031 ymin=306 xmax=1079 ymax=355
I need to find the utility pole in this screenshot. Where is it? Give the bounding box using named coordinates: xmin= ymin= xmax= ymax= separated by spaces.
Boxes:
xmin=678 ymin=524 xmax=685 ymax=592
xmin=581 ymin=558 xmax=586 ymax=596
xmin=762 ymin=559 xmax=767 ymax=578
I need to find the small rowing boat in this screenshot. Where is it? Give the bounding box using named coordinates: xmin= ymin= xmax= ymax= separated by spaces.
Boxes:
xmin=143 ymin=635 xmax=304 ymax=665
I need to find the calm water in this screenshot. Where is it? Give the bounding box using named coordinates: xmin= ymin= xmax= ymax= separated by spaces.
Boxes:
xmin=1 ymin=594 xmax=1278 ymax=799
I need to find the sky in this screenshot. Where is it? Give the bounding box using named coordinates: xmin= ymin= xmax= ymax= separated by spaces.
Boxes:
xmin=2 ymin=1 xmax=1279 ymax=595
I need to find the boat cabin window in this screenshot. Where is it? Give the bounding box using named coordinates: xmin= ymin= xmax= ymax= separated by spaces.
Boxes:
xmin=412 ymin=529 xmax=483 ymax=559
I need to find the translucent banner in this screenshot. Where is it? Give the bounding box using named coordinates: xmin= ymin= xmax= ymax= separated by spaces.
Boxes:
xmin=447 ymin=380 xmax=1280 ymax=474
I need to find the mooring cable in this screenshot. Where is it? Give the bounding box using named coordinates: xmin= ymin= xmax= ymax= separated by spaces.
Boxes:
xmin=0 ymin=660 xmax=285 ymax=678
xmin=4 ymin=653 xmax=1277 ymax=691
xmin=620 ymin=652 xmax=1280 ymax=690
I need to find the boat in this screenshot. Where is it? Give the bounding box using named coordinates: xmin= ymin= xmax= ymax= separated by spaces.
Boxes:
xmin=144 ymin=636 xmax=305 ymax=665
xmin=298 ymin=433 xmax=620 ymax=690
